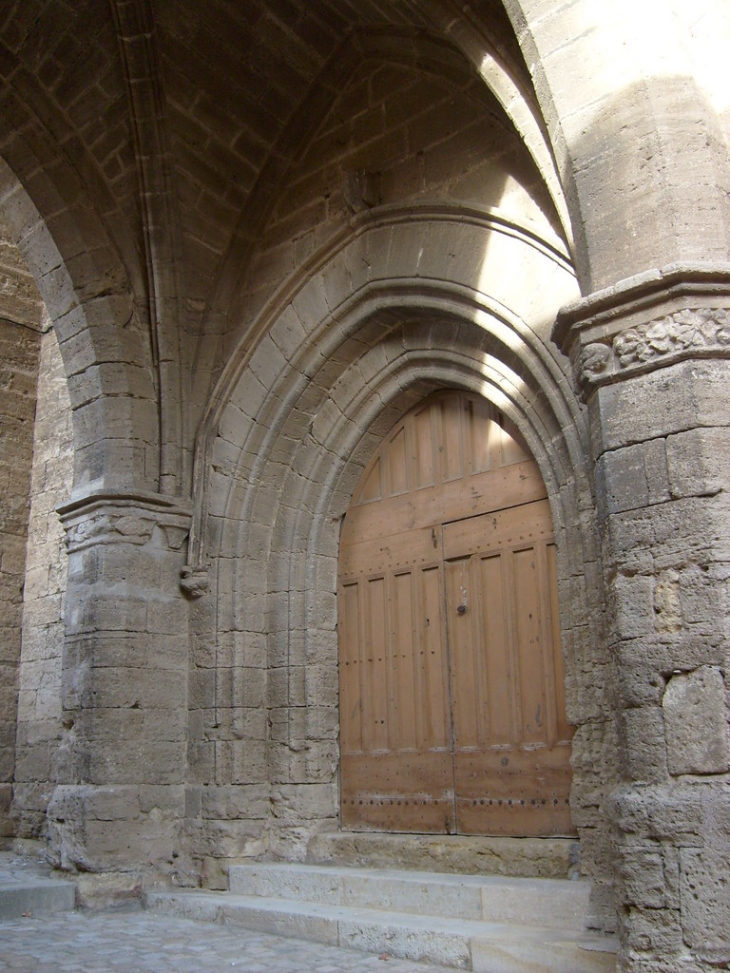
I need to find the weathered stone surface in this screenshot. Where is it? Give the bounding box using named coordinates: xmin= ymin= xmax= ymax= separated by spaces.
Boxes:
xmin=663 ymin=667 xmax=730 ymax=776
xmin=307 ymin=832 xmax=579 ymax=879
xmin=0 ymin=234 xmax=45 ymax=841
xmin=679 ymin=806 xmax=730 ymax=966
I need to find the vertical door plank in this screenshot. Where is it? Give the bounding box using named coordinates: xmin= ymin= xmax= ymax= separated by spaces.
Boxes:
xmin=391 ymin=570 xmax=418 ymax=750
xmin=512 ymin=546 xmax=549 ymax=747
xmin=364 ymin=576 xmax=389 ymax=752
xmin=420 ymin=563 xmax=451 ymax=749
xmin=388 ymin=426 xmax=408 ymax=496
xmin=479 ymin=553 xmax=513 ymax=747
xmin=440 ymin=393 xmax=464 ymax=482
xmin=446 ymin=557 xmax=481 ymax=751
xmin=414 ymin=404 xmax=435 ymax=489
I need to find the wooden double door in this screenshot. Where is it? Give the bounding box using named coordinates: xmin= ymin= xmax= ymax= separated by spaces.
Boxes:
xmin=338 ymin=392 xmax=574 ymax=836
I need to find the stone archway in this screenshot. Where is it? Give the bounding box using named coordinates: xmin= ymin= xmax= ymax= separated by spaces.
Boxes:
xmin=189 ymin=207 xmax=607 ymax=874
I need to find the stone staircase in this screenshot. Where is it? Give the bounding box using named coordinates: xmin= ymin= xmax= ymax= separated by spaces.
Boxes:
xmin=0 ymin=850 xmax=76 ymax=920
xmin=145 ymin=859 xmax=618 ymax=972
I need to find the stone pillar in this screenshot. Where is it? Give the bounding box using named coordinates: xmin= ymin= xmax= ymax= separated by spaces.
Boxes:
xmin=555 ymin=266 xmax=730 ymax=973
xmin=49 ymin=490 xmax=192 ymax=899
xmin=0 ymin=316 xmax=40 ymax=841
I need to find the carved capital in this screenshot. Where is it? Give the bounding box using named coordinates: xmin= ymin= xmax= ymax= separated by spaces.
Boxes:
xmin=57 ymin=489 xmax=193 ymax=554
xmin=553 ymin=264 xmax=730 ymax=398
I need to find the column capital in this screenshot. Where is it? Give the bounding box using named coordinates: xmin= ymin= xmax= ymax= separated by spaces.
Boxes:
xmin=553 ymin=263 xmax=730 ymax=399
xmin=57 ymin=488 xmax=193 ymax=554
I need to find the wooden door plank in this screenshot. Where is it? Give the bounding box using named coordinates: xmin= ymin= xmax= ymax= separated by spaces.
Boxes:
xmin=363 ymin=576 xmax=389 ymax=752
xmin=339 ymin=524 xmax=440 ymax=581
xmin=387 ymin=425 xmax=409 ymax=496
xmin=512 ymin=546 xmax=549 ymax=747
xmin=416 ymin=563 xmax=449 ymax=749
xmin=413 ymin=402 xmax=436 ymax=490
xmin=478 ymin=553 xmax=514 ymax=747
xmin=440 ymin=393 xmax=464 ymax=482
xmin=441 ymin=498 xmax=554 ymax=560
xmin=548 ymin=542 xmax=574 ymax=744
xmin=341 ymin=750 xmax=455 ymax=833
xmin=454 ymin=744 xmax=575 ymax=836
xmin=344 ymin=460 xmax=548 ymax=546
xmin=445 ymin=556 xmax=482 ymax=750
xmin=391 ymin=570 xmax=418 ymax=750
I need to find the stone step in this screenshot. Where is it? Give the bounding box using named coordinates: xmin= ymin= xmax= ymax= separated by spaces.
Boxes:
xmin=144 ymin=887 xmax=617 ymax=972
xmin=306 ymin=832 xmax=579 ymax=879
xmin=0 ymin=852 xmax=76 ymax=920
xmin=146 ymin=863 xmax=616 ymax=972
xmin=228 ymin=862 xmax=591 ymax=932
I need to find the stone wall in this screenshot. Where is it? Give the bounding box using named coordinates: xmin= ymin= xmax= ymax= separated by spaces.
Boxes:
xmin=0 ymin=226 xmax=43 ymax=841
xmin=12 ymin=320 xmax=73 ymax=838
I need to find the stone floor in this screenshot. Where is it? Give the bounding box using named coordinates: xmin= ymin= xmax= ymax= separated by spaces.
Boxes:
xmin=0 ymin=908 xmax=458 ymax=973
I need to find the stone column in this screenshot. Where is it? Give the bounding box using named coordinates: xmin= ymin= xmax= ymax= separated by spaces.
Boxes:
xmin=555 ymin=266 xmax=730 ymax=973
xmin=49 ymin=489 xmax=192 ymax=900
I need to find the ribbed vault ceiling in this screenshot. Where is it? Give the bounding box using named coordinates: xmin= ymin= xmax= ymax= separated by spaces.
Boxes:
xmin=0 ymin=0 xmax=535 ymax=281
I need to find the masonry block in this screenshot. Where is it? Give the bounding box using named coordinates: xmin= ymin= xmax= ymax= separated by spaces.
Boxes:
xmin=662 ymin=667 xmax=729 ymax=776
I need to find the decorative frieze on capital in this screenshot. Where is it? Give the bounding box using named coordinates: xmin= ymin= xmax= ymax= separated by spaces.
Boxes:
xmin=553 ymin=264 xmax=730 ymax=398
xmin=57 ymin=489 xmax=193 ymax=554
xmin=579 ymin=306 xmax=730 ymax=385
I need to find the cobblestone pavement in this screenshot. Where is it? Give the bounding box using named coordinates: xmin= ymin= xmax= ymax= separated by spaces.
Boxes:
xmin=0 ymin=910 xmax=457 ymax=973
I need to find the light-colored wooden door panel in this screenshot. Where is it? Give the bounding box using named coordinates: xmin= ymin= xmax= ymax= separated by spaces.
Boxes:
xmin=339 ymin=391 xmax=574 ymax=837
xmin=479 ymin=553 xmax=516 ymax=747
xmin=390 ymin=570 xmax=419 ymax=751
xmin=443 ymin=508 xmax=574 ymax=835
xmin=512 ymin=546 xmax=549 ymax=747
xmin=339 ymin=544 xmax=452 ymax=832
xmin=341 ymin=751 xmax=455 ymax=832
xmin=454 ymin=744 xmax=574 ymax=835
xmin=415 ymin=563 xmax=451 ymax=749
xmin=441 ymin=498 xmax=554 ymax=560
xmin=440 ymin=394 xmax=465 ymax=482
xmin=345 ymin=460 xmax=547 ymax=546
xmin=339 ymin=524 xmax=440 ymax=581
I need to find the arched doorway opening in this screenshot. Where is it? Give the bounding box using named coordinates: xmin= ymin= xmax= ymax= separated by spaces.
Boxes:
xmin=338 ymin=390 xmax=575 ymax=837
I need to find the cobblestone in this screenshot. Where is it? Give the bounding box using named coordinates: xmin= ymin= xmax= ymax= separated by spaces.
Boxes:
xmin=0 ymin=910 xmax=457 ymax=973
